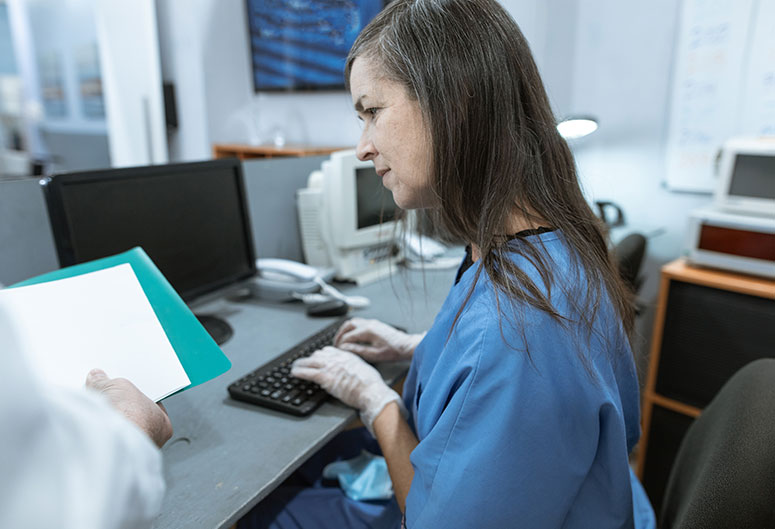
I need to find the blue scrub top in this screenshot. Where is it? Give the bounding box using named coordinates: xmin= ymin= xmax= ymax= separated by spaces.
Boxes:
xmin=402 ymin=231 xmax=656 ymax=528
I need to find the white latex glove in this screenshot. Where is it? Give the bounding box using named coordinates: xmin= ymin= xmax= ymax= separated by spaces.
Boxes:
xmin=333 ymin=318 xmax=425 ymax=363
xmin=291 ymin=346 xmax=406 ymax=435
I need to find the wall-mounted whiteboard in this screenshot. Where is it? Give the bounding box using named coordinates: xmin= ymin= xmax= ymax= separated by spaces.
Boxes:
xmin=665 ymin=0 xmax=775 ymax=192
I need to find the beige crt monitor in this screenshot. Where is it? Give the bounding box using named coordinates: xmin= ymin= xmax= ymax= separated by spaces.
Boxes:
xmin=713 ymin=137 xmax=775 ymax=217
xmin=297 ymin=150 xmax=403 ymax=285
xmin=685 ymin=137 xmax=775 ymax=278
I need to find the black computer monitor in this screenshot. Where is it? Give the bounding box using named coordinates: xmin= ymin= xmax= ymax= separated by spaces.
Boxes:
xmin=42 ymin=159 xmax=257 ymax=344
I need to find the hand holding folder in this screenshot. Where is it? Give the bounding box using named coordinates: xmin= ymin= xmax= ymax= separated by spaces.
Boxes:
xmin=3 ymin=247 xmax=232 ymax=401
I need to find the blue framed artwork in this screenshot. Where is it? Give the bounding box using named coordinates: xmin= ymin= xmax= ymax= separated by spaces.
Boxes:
xmin=245 ymin=0 xmax=384 ymax=91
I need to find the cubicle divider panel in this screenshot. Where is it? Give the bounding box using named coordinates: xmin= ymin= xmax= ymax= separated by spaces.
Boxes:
xmin=0 ymin=178 xmax=59 ymax=285
xmin=241 ymin=155 xmax=329 ymax=263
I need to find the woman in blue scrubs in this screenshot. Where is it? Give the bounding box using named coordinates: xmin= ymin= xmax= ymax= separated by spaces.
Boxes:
xmin=240 ymin=0 xmax=655 ymax=527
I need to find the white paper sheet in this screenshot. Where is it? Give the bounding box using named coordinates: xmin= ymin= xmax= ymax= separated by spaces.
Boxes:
xmin=0 ymin=264 xmax=190 ymax=401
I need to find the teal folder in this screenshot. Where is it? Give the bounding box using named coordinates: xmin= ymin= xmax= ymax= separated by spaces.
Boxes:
xmin=12 ymin=247 xmax=231 ymax=393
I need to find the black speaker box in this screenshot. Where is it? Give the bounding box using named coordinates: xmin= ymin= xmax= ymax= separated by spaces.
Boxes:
xmin=655 ymin=281 xmax=775 ymax=408
xmin=642 ymin=278 xmax=775 ymax=514
xmin=641 ymin=406 xmax=694 ymax=516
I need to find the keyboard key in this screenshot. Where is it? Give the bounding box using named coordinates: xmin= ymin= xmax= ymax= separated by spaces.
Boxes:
xmin=281 ymin=391 xmax=299 ymax=403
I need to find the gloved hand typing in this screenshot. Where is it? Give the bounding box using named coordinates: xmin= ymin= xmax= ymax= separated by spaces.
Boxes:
xmin=333 ymin=318 xmax=425 ymax=363
xmin=291 ymin=346 xmax=405 ymax=435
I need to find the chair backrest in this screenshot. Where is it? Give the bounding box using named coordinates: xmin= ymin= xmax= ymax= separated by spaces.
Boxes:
xmin=659 ymin=358 xmax=775 ymax=529
xmin=614 ymin=232 xmax=647 ymax=293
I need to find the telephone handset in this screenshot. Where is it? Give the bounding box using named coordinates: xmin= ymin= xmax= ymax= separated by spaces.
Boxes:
xmin=251 ymin=258 xmax=370 ymax=308
xmin=258 ymin=258 xmax=319 ymax=283
xmin=251 ymin=258 xmax=332 ymax=301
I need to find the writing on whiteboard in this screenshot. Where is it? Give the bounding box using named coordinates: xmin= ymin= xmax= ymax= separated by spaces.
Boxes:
xmin=666 ymin=0 xmax=774 ymax=192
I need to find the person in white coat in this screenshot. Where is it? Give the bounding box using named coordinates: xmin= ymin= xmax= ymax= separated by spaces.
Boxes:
xmin=0 ymin=309 xmax=173 ymax=529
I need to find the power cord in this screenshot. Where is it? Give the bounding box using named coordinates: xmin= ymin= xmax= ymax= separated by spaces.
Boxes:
xmin=290 ymin=276 xmax=370 ymax=309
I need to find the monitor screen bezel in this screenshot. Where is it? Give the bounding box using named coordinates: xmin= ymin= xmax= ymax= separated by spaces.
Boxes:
xmin=321 ymin=150 xmax=400 ymax=250
xmin=41 ymin=158 xmax=258 ymax=302
xmin=714 ymin=139 xmax=775 ymax=216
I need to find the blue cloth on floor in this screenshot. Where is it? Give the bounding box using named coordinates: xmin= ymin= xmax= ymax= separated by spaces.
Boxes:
xmin=237 ymin=428 xmax=402 ymax=529
xmin=322 ymin=450 xmax=393 ymax=501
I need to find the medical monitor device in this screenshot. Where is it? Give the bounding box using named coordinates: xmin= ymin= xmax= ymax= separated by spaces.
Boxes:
xmin=41 ymin=159 xmax=257 ymax=344
xmin=297 ymin=150 xmax=402 ymax=284
xmin=685 ymin=206 xmax=775 ymax=279
xmin=714 ymin=137 xmax=775 ymax=217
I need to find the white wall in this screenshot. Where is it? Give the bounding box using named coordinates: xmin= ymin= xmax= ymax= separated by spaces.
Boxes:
xmin=7 ymin=0 xmax=168 ymax=170
xmin=95 ymin=0 xmax=168 ymax=166
xmin=156 ymin=0 xmax=563 ymax=159
xmin=156 ymin=0 xmax=212 ymax=161
xmin=501 ymin=0 xmax=577 ymax=119
xmin=159 ymin=0 xmax=707 ymax=256
xmin=0 ymin=5 xmax=18 ymax=75
xmin=569 ymin=1 xmax=712 ymax=281
xmin=157 ymin=0 xmax=361 ymax=161
xmin=16 ymin=0 xmax=105 ymax=135
xmin=567 ymin=0 xmax=721 ymax=369
xmin=157 ymin=0 xmax=715 ymax=307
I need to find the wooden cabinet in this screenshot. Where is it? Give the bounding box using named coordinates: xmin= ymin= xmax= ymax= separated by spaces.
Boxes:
xmin=212 ymin=143 xmax=350 ymax=160
xmin=636 ymin=259 xmax=775 ymax=515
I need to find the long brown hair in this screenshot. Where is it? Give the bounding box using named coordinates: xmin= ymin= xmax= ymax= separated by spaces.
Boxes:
xmin=345 ymin=0 xmax=635 ymax=350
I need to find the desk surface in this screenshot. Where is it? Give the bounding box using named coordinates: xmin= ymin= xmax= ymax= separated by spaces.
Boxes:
xmin=152 ymin=266 xmax=457 ymax=529
xmin=662 ymin=258 xmax=775 ymax=299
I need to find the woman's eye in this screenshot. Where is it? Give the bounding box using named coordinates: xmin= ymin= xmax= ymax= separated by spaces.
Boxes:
xmin=356 ymin=107 xmax=380 ymax=123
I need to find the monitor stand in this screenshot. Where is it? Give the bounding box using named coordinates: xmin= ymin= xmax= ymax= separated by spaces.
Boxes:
xmin=195 ymin=314 xmax=233 ymax=345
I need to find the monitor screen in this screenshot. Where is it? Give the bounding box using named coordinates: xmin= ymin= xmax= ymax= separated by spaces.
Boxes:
xmin=43 ymin=159 xmax=256 ymax=301
xmin=728 ymin=153 xmax=775 ymax=200
xmin=355 ymin=166 xmax=398 ymax=229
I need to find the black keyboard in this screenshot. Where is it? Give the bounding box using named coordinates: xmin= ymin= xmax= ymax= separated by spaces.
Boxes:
xmin=228 ymin=318 xmax=346 ymax=416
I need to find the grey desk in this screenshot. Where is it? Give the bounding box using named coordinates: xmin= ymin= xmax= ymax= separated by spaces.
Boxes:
xmin=152 ymin=266 xmax=457 ymax=529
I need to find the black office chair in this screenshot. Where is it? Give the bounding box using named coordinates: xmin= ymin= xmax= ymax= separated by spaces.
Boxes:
xmin=614 ymin=232 xmax=647 ymax=294
xmin=659 ymin=358 xmax=775 ymax=529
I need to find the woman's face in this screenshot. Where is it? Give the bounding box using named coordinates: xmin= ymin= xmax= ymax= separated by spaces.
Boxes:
xmin=349 ymin=57 xmax=436 ymax=209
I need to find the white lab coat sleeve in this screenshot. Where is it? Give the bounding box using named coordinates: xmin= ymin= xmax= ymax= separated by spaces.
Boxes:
xmin=0 ymin=312 xmax=165 ymax=529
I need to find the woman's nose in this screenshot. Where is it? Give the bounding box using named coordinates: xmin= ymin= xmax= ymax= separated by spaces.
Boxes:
xmin=356 ymin=132 xmax=377 ymax=161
